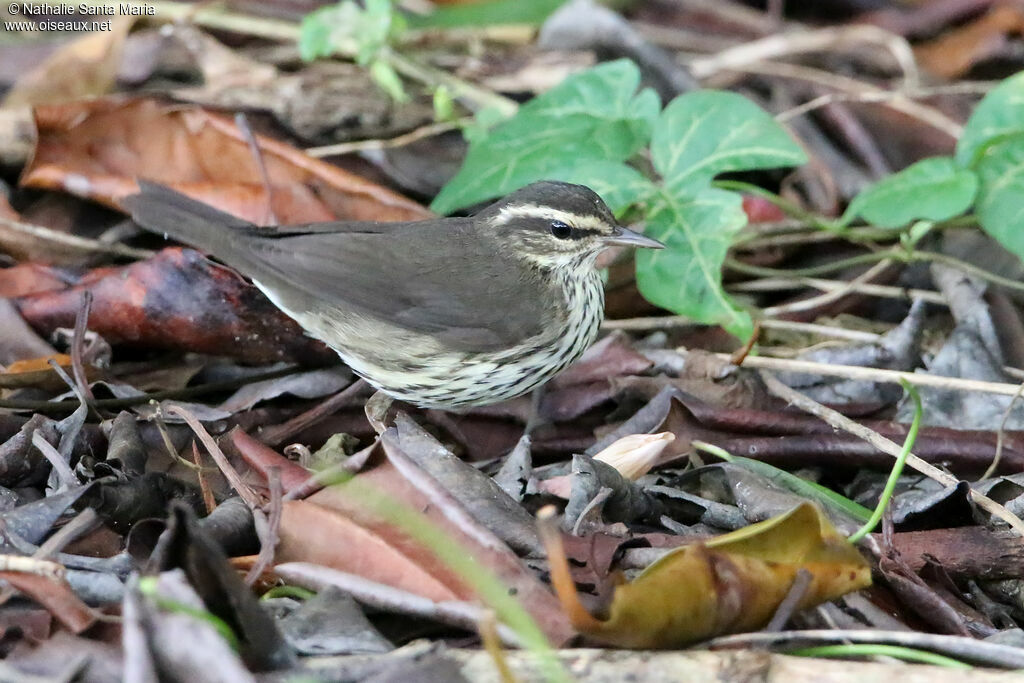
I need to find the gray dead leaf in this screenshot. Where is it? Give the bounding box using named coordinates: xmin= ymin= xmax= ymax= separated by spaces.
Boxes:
xmin=778 ymin=299 xmax=925 ymax=404
xmin=564 ymin=455 xmax=661 ymax=532
xmin=392 ymin=414 xmax=541 ymax=556
xmin=275 ymin=587 xmax=393 ymax=656
xmin=219 ymin=367 xmax=352 ymax=413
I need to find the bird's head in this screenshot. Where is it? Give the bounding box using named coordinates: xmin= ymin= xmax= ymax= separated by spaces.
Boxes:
xmin=476 ymin=181 xmax=663 ymax=269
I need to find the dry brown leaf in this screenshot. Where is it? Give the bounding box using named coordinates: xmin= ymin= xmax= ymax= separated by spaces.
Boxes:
xmin=543 ymin=502 xmax=871 ymax=648
xmin=21 ymin=98 xmax=432 ymax=224
xmin=3 ymin=17 xmax=136 ymax=108
xmin=13 ymin=248 xmax=336 ymax=365
xmin=276 ymin=499 xmax=460 ymax=602
xmin=232 ymin=427 xmax=574 ymax=644
xmin=0 ymin=571 xmax=96 ymax=634
xmin=915 ymin=5 xmax=1024 ymax=80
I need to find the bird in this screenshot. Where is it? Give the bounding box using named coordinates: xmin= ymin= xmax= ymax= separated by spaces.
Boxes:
xmin=124 ymin=180 xmax=663 ymax=409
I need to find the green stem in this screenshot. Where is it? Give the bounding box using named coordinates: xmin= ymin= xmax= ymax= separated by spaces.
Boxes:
xmin=260 ymin=585 xmax=316 ymax=601
xmin=847 ymin=379 xmax=922 ymax=544
xmin=137 ymin=576 xmax=240 ymax=650
xmin=791 ymin=644 xmax=971 ymax=669
xmin=910 ymin=250 xmax=1024 ymax=293
xmin=713 ymin=180 xmax=845 ymax=234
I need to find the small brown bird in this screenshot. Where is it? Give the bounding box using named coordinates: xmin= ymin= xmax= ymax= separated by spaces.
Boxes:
xmin=125 ymin=180 xmax=663 ymax=408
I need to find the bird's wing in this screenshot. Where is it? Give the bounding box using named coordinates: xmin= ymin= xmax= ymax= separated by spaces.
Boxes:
xmin=235 ymin=223 xmax=550 ymax=352
xmin=125 ymin=181 xmax=548 ymax=351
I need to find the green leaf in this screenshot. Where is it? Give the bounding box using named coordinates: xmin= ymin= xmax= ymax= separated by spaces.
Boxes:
xmin=547 ymin=161 xmax=657 ymax=216
xmin=842 ymin=157 xmax=978 ymax=228
xmin=407 ymin=0 xmax=566 ymax=29
xmin=298 ymin=0 xmax=403 ymax=65
xmin=635 ymin=187 xmax=752 ymax=338
xmin=370 ymin=59 xmax=408 ymax=102
xmin=652 ymin=91 xmax=807 ymax=194
xmin=433 ymin=85 xmax=455 ymax=122
xmin=974 ymin=133 xmax=1024 ymax=260
xmin=957 ymin=72 xmax=1024 ymax=167
xmin=432 ymin=59 xmax=659 ymax=214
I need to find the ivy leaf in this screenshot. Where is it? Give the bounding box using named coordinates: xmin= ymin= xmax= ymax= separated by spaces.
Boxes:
xmin=432 ymin=59 xmax=659 ymax=214
xmin=652 ymin=91 xmax=807 ymax=194
xmin=957 ymin=72 xmax=1024 ymax=167
xmin=548 ymin=161 xmax=657 ymax=216
xmin=635 ymin=188 xmax=752 ymax=339
xmin=842 ymin=157 xmax=978 ymax=228
xmin=974 ymin=134 xmax=1024 ymax=260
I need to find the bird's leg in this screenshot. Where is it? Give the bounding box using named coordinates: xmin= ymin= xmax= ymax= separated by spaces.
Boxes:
xmin=365 ymin=390 xmax=394 ymax=435
xmin=522 ymin=384 xmax=549 ymax=438
xmin=503 ymin=385 xmax=552 ymax=475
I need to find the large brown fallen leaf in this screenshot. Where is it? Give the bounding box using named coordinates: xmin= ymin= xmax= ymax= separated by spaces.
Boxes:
xmin=13 ymin=247 xmax=337 ymax=365
xmin=228 ymin=427 xmax=574 ymax=644
xmin=21 ymin=97 xmax=432 ymax=224
xmin=542 ymin=502 xmax=870 ymax=648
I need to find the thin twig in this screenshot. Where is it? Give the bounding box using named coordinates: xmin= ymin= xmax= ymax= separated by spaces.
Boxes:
xmin=691 ymin=24 xmax=919 ymax=88
xmin=0 ymin=216 xmax=154 ymax=260
xmin=777 ymin=81 xmax=997 ymax=123
xmin=765 ymin=569 xmax=812 ymax=632
xmin=604 ymin=315 xmax=883 ymax=342
xmin=70 ymin=292 xmax=94 ymax=402
xmin=35 ymin=509 xmax=98 ymax=560
xmin=762 ymin=258 xmax=893 ymax=316
xmin=982 ymin=381 xmax=1024 ymax=481
xmin=259 ymin=378 xmax=369 ymax=447
xmin=166 ymin=404 xmax=262 ymax=509
xmin=693 ymin=351 xmax=1024 ymax=397
xmin=757 ymin=371 xmax=1024 ymax=535
xmin=728 ymin=276 xmax=946 ymax=306
xmin=30 ymin=431 xmax=79 ymax=491
xmin=235 ymin=113 xmax=279 ymax=226
xmin=246 ymin=466 xmax=282 ymax=585
xmin=307 ymin=118 xmax=471 ymax=157
xmin=710 ymin=60 xmax=962 ymax=139
xmin=190 ymin=441 xmax=216 ymax=514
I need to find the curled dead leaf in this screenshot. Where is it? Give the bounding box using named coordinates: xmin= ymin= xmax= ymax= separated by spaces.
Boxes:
xmin=541 ymin=502 xmax=870 ymax=648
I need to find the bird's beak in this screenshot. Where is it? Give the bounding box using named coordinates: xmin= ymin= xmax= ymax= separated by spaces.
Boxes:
xmin=603 ymin=225 xmax=664 ymax=249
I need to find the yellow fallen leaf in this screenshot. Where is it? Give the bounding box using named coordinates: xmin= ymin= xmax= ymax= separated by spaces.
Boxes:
xmin=542 ymin=502 xmax=870 ymax=648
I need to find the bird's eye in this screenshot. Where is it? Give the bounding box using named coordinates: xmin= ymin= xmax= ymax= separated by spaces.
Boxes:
xmin=549 ymin=220 xmax=572 ymax=239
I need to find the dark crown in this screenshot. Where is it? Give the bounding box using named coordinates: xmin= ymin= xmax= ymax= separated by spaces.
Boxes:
xmin=476 ymin=181 xmax=617 ymax=226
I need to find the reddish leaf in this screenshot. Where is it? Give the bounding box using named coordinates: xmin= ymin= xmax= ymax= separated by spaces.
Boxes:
xmin=741 ymin=195 xmax=786 ymax=223
xmin=21 ymin=98 xmax=432 ymax=224
xmin=0 ymin=571 xmax=96 ymax=634
xmin=13 ymin=248 xmax=337 ymax=365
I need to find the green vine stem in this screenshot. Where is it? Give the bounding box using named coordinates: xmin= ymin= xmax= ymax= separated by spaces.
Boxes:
xmin=791 ymin=644 xmax=971 ymax=669
xmin=847 ymin=379 xmax=921 ymax=544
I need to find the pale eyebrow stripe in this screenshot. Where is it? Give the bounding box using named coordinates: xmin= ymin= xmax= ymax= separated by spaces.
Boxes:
xmin=492 ymin=205 xmax=609 ymax=231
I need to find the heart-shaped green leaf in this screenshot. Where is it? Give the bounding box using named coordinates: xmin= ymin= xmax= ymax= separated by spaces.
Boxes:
xmin=652 ymin=91 xmax=807 ymax=194
xmin=975 ymin=134 xmax=1024 ymax=260
xmin=843 ymin=157 xmax=977 ymax=228
xmin=635 ymin=188 xmax=752 ymax=339
xmin=958 ymin=72 xmax=1024 ymax=167
xmin=432 ymin=59 xmax=659 ymax=214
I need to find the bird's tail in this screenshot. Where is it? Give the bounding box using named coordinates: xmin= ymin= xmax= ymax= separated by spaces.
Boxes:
xmin=123 ymin=181 xmax=259 ymax=261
